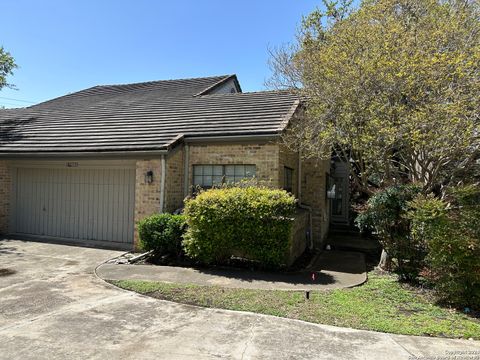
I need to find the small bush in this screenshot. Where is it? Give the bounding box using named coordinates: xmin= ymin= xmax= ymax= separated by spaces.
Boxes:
xmin=138 ymin=213 xmax=186 ymax=257
xmin=183 ymin=186 xmax=296 ymax=268
xmin=355 ymin=184 xmax=424 ymax=280
xmin=410 ymin=186 xmax=480 ymax=307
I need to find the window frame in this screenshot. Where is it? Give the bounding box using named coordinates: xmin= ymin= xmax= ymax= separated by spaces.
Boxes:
xmin=192 ymin=164 xmax=256 ymax=189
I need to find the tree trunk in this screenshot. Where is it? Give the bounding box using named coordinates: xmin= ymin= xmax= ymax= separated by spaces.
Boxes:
xmin=377 ymin=249 xmax=391 ymax=270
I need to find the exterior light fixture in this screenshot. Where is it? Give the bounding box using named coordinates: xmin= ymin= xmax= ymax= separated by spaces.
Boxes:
xmin=145 ymin=170 xmax=154 ymax=184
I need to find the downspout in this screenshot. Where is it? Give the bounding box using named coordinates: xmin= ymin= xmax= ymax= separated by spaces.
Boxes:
xmin=159 ymin=154 xmax=166 ymax=213
xmin=297 ymin=151 xmax=314 ymax=250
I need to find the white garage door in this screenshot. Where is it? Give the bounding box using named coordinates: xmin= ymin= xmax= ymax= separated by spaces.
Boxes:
xmin=12 ymin=162 xmax=135 ymax=248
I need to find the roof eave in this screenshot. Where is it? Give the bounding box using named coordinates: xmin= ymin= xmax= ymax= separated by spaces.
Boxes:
xmin=0 ymin=149 xmax=170 ymax=159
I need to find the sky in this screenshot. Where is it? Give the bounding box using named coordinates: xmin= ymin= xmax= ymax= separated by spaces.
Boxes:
xmin=1 ymin=0 xmax=322 ymax=108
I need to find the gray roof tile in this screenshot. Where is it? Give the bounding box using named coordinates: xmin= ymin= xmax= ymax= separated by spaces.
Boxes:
xmin=0 ymin=75 xmax=299 ymax=153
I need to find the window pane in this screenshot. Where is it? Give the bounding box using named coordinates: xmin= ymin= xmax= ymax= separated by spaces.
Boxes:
xmin=213 ymin=165 xmax=223 ymax=176
xmin=213 ymin=176 xmax=223 ymax=185
xmin=203 ymin=165 xmax=213 ymax=176
xmin=245 ymin=165 xmax=256 ymax=177
xmin=193 ymin=165 xmax=203 ymax=176
xmin=203 ymin=175 xmax=213 ymax=186
xmin=225 ymin=165 xmax=235 ymax=176
xmin=195 ymin=165 xmax=257 ymax=187
xmin=193 ymin=175 xmax=203 ymax=186
xmin=234 ymin=165 xmax=245 ymax=177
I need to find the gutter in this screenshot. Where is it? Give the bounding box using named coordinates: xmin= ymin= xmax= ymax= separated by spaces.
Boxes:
xmin=184 ymin=133 xmax=279 ymax=144
xmin=0 ymin=149 xmax=169 ymax=159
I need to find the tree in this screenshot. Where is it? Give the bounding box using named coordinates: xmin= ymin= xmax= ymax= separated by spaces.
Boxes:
xmin=0 ymin=46 xmax=17 ymax=91
xmin=269 ymin=0 xmax=479 ymax=195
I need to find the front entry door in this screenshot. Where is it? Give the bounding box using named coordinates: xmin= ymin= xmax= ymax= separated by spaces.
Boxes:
xmin=330 ymin=161 xmax=350 ymax=225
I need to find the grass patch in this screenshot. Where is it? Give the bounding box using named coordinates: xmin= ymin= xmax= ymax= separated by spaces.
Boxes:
xmin=109 ymin=272 xmax=480 ymax=339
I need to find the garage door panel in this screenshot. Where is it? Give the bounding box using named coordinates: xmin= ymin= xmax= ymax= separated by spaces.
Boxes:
xmin=14 ymin=166 xmax=135 ymax=246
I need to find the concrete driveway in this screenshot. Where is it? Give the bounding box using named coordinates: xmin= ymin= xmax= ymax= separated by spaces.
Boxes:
xmin=0 ymin=239 xmax=478 ymax=360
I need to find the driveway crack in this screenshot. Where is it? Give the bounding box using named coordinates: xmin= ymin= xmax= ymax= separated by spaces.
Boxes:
xmin=241 ymin=318 xmax=258 ymax=360
xmin=386 ymin=334 xmax=415 ymax=357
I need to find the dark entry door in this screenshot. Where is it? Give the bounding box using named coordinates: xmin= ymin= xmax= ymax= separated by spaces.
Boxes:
xmin=330 ymin=161 xmax=350 ymax=224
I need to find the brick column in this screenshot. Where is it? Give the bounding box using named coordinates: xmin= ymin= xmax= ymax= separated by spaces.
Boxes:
xmin=301 ymin=158 xmax=330 ymax=247
xmin=134 ymin=159 xmax=162 ymax=249
xmin=0 ymin=161 xmax=12 ymax=235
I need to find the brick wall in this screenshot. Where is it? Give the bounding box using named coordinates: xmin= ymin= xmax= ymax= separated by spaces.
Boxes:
xmin=187 ymin=142 xmax=280 ymax=191
xmin=0 ymin=161 xmax=11 ymax=234
xmin=288 ymin=209 xmax=309 ymax=265
xmin=164 ymin=146 xmax=185 ymax=212
xmin=301 ymin=158 xmax=331 ymax=246
xmin=0 ymin=144 xmax=330 ymax=252
xmin=134 ymin=159 xmax=163 ymax=248
xmin=278 ymin=145 xmax=299 ymax=197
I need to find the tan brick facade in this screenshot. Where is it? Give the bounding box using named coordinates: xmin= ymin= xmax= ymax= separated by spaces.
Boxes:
xmin=0 ymin=142 xmax=331 ymax=251
xmin=278 ymin=145 xmax=331 ymax=246
xmin=185 ymin=141 xmax=330 ymax=247
xmin=278 ymin=145 xmax=299 ymax=197
xmin=187 ymin=142 xmax=279 ymax=192
xmin=0 ymin=161 xmax=12 ymax=234
xmin=301 ymin=158 xmax=331 ymax=245
xmin=134 ymin=159 xmax=163 ymax=248
xmin=164 ymin=146 xmax=185 ymax=213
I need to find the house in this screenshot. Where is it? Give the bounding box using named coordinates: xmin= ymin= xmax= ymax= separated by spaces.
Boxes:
xmin=0 ymin=75 xmax=340 ymax=256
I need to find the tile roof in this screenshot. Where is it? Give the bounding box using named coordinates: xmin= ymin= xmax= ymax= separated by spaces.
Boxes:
xmin=0 ymin=75 xmax=300 ymax=154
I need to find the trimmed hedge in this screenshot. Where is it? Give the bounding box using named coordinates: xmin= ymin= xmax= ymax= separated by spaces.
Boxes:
xmin=183 ymin=186 xmax=296 ymax=268
xmin=138 ymin=213 xmax=186 ymax=257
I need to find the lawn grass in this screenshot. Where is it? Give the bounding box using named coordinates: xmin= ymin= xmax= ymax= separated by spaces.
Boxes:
xmin=109 ymin=272 xmax=480 ymax=339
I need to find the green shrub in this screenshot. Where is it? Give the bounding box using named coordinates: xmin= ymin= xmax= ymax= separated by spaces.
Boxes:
xmin=410 ymin=186 xmax=480 ymax=307
xmin=355 ymin=184 xmax=424 ymax=280
xmin=183 ymin=186 xmax=296 ymax=268
xmin=138 ymin=213 xmax=186 ymax=257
